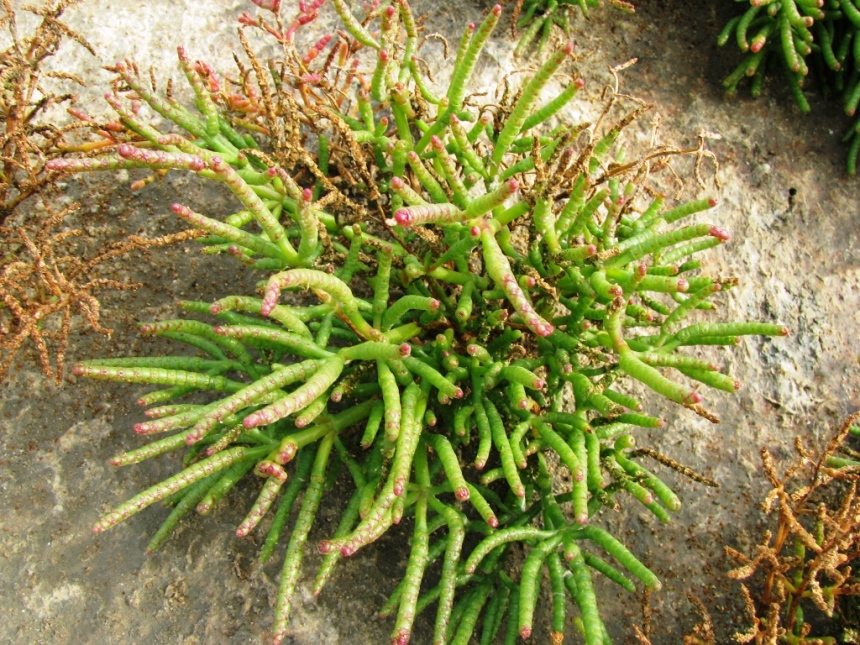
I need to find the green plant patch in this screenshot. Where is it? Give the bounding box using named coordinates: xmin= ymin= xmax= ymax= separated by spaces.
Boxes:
xmin=54 ymin=1 xmax=788 ymax=643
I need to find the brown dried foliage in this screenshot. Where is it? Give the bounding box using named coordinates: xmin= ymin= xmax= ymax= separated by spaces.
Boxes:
xmin=0 ymin=201 xmax=201 ymax=383
xmin=0 ymin=1 xmax=195 ymax=383
xmin=0 ymin=0 xmax=91 ymax=223
xmin=726 ymin=411 xmax=860 ymax=645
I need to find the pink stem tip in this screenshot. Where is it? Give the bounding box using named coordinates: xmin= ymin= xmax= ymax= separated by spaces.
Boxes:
xmin=709 ymin=226 xmax=730 ymax=241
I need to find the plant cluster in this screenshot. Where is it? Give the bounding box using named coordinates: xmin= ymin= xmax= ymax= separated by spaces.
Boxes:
xmin=510 ymin=0 xmax=634 ymax=58
xmin=718 ymin=0 xmax=860 ymax=173
xmin=55 ymin=0 xmax=787 ymax=643
xmin=0 ymin=0 xmax=194 ymax=383
xmin=726 ymin=411 xmax=860 ymax=644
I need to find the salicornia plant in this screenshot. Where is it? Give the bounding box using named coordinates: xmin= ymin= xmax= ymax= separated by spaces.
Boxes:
xmin=511 ymin=0 xmax=634 ymax=58
xmin=718 ymin=0 xmax=860 ymax=173
xmin=52 ymin=1 xmax=787 ymax=643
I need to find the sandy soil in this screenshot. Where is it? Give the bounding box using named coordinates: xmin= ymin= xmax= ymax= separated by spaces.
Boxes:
xmin=1 ymin=0 xmax=859 ymax=643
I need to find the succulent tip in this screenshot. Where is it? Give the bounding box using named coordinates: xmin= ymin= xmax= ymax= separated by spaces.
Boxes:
xmin=454 ymin=487 xmax=470 ymax=501
xmin=394 ymin=209 xmax=412 ymax=226
xmin=491 ymin=5 xmax=502 ymax=16
xmin=534 ymin=322 xmax=554 ymax=337
xmin=710 ymin=226 xmax=730 ymax=241
xmin=708 ymin=197 xmax=718 ymax=207
xmin=277 ymin=442 xmax=297 ymax=464
xmin=399 ymin=343 xmax=412 ymax=357
xmin=563 ymin=41 xmax=574 ymax=55
xmin=519 ymin=626 xmax=532 ymax=639
xmin=392 ymin=629 xmax=411 ymax=645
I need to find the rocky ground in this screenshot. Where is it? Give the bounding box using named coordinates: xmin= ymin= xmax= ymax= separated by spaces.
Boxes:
xmin=1 ymin=0 xmax=859 ymax=643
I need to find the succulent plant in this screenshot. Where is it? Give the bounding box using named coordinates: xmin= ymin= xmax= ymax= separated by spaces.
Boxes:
xmin=510 ymin=0 xmax=634 ymax=58
xmin=52 ymin=1 xmax=787 ymax=643
xmin=718 ymin=0 xmax=860 ymax=173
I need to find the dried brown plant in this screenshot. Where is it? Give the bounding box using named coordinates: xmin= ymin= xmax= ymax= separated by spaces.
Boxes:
xmin=0 ymin=200 xmax=200 ymax=383
xmin=0 ymin=1 xmax=197 ymax=383
xmin=726 ymin=411 xmax=860 ymax=645
xmin=0 ymin=0 xmax=92 ymax=223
